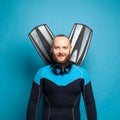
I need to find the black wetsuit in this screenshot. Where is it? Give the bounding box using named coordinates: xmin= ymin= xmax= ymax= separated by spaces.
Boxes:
xmin=27 ymin=64 xmax=97 ymax=120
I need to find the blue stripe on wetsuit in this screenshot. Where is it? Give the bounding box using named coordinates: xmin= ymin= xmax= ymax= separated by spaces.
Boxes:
xmin=34 ymin=64 xmax=90 ymax=86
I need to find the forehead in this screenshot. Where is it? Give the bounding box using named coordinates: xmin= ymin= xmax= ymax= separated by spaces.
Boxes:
xmin=53 ymin=36 xmax=70 ymax=46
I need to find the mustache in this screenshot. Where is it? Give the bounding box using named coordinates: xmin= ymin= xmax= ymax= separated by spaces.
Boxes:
xmin=57 ymin=54 xmax=65 ymax=56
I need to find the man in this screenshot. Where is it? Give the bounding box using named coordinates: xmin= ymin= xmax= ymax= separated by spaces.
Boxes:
xmin=27 ymin=35 xmax=97 ymax=120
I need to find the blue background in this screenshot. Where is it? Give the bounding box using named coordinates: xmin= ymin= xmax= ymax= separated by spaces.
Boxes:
xmin=0 ymin=0 xmax=120 ymax=120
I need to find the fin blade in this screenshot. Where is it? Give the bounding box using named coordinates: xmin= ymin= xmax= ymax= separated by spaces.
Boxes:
xmin=69 ymin=23 xmax=93 ymax=65
xmin=29 ymin=24 xmax=54 ymax=64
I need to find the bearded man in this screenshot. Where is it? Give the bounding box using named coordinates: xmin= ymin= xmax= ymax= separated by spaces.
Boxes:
xmin=27 ymin=35 xmax=97 ymax=120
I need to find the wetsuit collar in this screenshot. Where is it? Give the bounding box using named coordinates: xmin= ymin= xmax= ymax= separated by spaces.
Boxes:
xmin=51 ymin=61 xmax=73 ymax=75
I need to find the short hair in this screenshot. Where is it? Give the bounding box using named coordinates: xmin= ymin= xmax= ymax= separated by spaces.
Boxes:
xmin=52 ymin=34 xmax=69 ymax=46
xmin=54 ymin=34 xmax=68 ymax=39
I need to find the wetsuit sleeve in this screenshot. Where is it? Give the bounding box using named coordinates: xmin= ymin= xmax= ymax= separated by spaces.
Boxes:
xmin=84 ymin=82 xmax=97 ymax=120
xmin=26 ymin=70 xmax=43 ymax=120
xmin=81 ymin=68 xmax=97 ymax=120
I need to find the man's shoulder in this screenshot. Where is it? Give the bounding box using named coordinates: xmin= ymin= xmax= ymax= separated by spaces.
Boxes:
xmin=72 ymin=64 xmax=87 ymax=72
xmin=34 ymin=65 xmax=51 ymax=84
xmin=37 ymin=65 xmax=51 ymax=73
xmin=72 ymin=64 xmax=90 ymax=85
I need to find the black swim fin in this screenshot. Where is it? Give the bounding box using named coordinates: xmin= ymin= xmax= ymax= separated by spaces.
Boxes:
xmin=29 ymin=24 xmax=54 ymax=64
xmin=69 ymin=23 xmax=93 ymax=65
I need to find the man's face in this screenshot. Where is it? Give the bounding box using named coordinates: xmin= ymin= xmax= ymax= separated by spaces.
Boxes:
xmin=51 ymin=36 xmax=72 ymax=63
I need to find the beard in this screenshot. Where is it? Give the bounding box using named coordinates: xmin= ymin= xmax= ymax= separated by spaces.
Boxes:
xmin=52 ymin=53 xmax=71 ymax=64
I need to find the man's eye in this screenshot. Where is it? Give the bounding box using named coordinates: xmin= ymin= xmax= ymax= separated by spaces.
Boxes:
xmin=54 ymin=47 xmax=59 ymax=49
xmin=63 ymin=47 xmax=68 ymax=49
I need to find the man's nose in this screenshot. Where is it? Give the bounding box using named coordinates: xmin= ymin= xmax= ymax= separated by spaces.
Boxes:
xmin=59 ymin=48 xmax=63 ymax=53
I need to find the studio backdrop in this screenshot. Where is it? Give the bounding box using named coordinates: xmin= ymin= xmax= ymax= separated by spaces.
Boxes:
xmin=0 ymin=0 xmax=120 ymax=120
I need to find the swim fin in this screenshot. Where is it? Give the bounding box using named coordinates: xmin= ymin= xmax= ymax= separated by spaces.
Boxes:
xmin=69 ymin=23 xmax=93 ymax=65
xmin=29 ymin=24 xmax=54 ymax=64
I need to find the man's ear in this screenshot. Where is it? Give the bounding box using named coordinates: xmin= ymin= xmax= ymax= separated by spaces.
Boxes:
xmin=70 ymin=46 xmax=72 ymax=54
